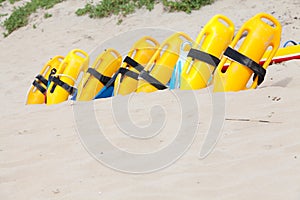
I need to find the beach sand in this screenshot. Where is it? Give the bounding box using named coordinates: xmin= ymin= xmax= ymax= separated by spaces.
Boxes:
xmin=0 ymin=0 xmax=300 ymax=199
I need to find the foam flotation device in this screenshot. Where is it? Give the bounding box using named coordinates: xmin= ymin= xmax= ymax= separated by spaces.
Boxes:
xmin=113 ymin=36 xmax=160 ymax=96
xmin=136 ymin=32 xmax=192 ymax=93
xmin=180 ymin=14 xmax=235 ymax=90
xmin=46 ymin=49 xmax=89 ymax=104
xmin=213 ymin=13 xmax=281 ymax=92
xmin=76 ymin=48 xmax=122 ymax=101
xmin=26 ymin=56 xmax=64 ymax=104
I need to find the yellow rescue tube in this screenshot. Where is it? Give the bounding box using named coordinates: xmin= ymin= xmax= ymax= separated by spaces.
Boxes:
xmin=26 ymin=56 xmax=64 ymax=104
xmin=46 ymin=49 xmax=89 ymax=105
xmin=77 ymin=48 xmax=122 ymax=101
xmin=213 ymin=13 xmax=281 ymax=92
xmin=180 ymin=14 xmax=235 ymax=90
xmin=114 ymin=36 xmax=159 ymax=96
xmin=136 ymin=32 xmax=192 ymax=93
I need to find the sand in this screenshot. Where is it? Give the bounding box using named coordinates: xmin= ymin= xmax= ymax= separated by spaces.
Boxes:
xmin=0 ymin=0 xmax=300 ymax=199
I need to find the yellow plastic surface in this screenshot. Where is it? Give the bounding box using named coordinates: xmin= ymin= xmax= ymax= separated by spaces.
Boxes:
xmin=181 ymin=14 xmax=235 ymax=90
xmin=26 ymin=56 xmax=64 ymax=104
xmin=262 ymin=44 xmax=300 ymax=62
xmin=213 ymin=13 xmax=281 ymax=92
xmin=114 ymin=36 xmax=159 ymax=96
xmin=136 ymin=32 xmax=192 ymax=93
xmin=46 ymin=49 xmax=89 ymax=104
xmin=77 ymin=48 xmax=122 ymax=101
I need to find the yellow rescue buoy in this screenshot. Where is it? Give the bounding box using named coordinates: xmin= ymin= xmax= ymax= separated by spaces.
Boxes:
xmin=213 ymin=13 xmax=281 ymax=92
xmin=26 ymin=56 xmax=64 ymax=104
xmin=113 ymin=36 xmax=159 ymax=96
xmin=136 ymin=32 xmax=192 ymax=93
xmin=76 ymin=48 xmax=122 ymax=101
xmin=46 ymin=49 xmax=89 ymax=105
xmin=180 ymin=14 xmax=235 ymax=90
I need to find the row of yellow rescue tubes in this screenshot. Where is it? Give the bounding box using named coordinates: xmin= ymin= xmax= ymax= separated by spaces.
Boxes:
xmin=26 ymin=12 xmax=298 ymax=105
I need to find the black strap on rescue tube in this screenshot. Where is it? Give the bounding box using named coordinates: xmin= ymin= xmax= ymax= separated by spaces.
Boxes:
xmin=224 ymin=47 xmax=266 ymax=85
xmin=187 ymin=48 xmax=220 ymax=67
xmin=87 ymin=68 xmax=111 ymax=85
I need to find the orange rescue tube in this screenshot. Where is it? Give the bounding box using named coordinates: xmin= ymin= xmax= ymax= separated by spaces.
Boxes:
xmin=136 ymin=32 xmax=192 ymax=93
xmin=46 ymin=49 xmax=89 ymax=104
xmin=180 ymin=14 xmax=235 ymax=90
xmin=77 ymin=48 xmax=122 ymax=101
xmin=26 ymin=56 xmax=64 ymax=104
xmin=213 ymin=13 xmax=281 ymax=92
